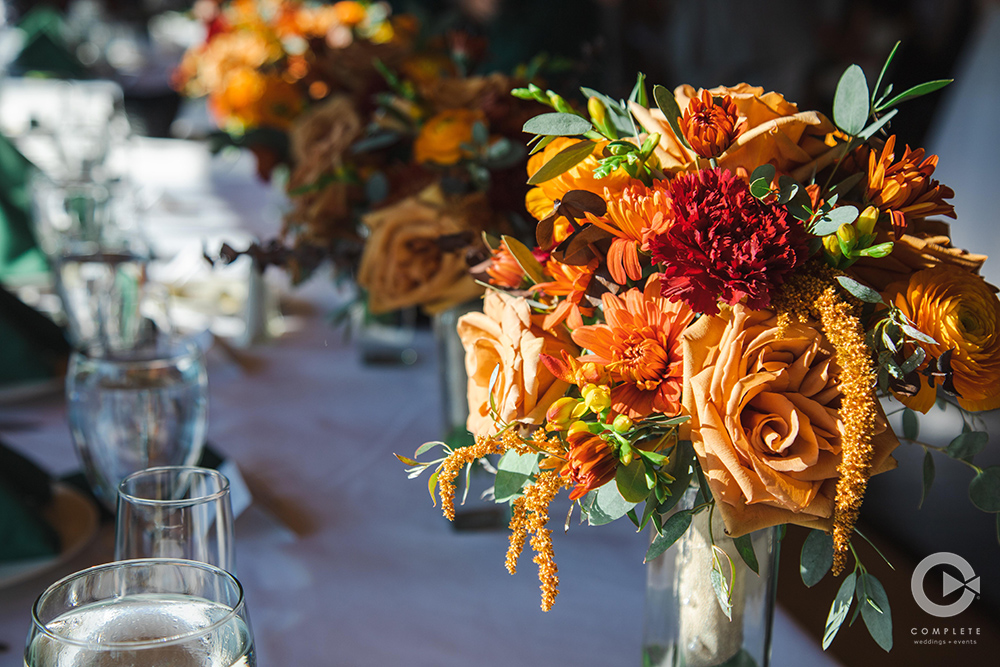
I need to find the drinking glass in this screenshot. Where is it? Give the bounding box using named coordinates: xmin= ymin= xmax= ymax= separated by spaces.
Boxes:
xmin=116 ymin=467 xmax=236 ymax=573
xmin=25 ymin=558 xmax=255 ymax=667
xmin=66 ymin=338 xmax=208 ymax=509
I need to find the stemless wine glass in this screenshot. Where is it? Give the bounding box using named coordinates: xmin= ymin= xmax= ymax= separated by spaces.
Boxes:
xmin=116 ymin=467 xmax=236 ymax=572
xmin=25 ymin=559 xmax=255 ymax=667
xmin=66 ymin=338 xmax=208 ymax=509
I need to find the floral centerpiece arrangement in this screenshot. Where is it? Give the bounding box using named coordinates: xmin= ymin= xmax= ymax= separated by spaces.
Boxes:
xmin=401 ymin=44 xmax=1000 ymax=659
xmin=174 ymin=0 xmax=546 ymax=316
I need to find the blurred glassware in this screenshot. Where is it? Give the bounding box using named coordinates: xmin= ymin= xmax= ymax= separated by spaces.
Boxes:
xmin=66 ymin=337 xmax=208 ymax=510
xmin=25 ymin=558 xmax=255 ymax=667
xmin=116 ymin=466 xmax=236 ymax=573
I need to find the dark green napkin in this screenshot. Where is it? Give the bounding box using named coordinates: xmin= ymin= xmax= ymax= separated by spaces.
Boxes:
xmin=12 ymin=7 xmax=85 ymax=79
xmin=0 ymin=133 xmax=47 ymax=281
xmin=0 ymin=284 xmax=69 ymax=386
xmin=0 ymin=443 xmax=60 ymax=561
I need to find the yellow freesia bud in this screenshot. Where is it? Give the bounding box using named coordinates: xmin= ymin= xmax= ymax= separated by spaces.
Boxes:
xmin=567 ymin=420 xmax=591 ymax=437
xmin=587 ymin=96 xmax=606 ymax=127
xmin=823 ymin=234 xmax=842 ymax=258
xmin=612 ymin=414 xmax=633 ymax=433
xmin=581 ymin=383 xmax=611 ymax=413
xmin=836 ymin=222 xmax=856 ymax=245
xmin=857 ymin=206 xmax=879 ymax=237
xmin=546 ymin=397 xmax=579 ymax=429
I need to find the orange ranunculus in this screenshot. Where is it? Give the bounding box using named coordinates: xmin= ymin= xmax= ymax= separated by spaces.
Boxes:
xmin=887 ymin=266 xmax=1000 ymax=413
xmin=457 ymin=290 xmax=577 ymax=438
xmin=865 ymin=135 xmax=955 ymax=234
xmin=631 ymin=83 xmax=837 ymax=178
xmin=585 ymin=179 xmax=672 ymax=285
xmin=413 ymin=109 xmax=484 ymax=166
xmin=571 ymin=274 xmax=694 ymax=419
xmin=356 ymin=184 xmax=487 ymax=314
xmin=682 ymin=304 xmax=899 ymax=537
xmin=524 ymin=137 xmax=631 ymax=223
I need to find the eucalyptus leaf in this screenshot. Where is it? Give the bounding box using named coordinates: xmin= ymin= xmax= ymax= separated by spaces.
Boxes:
xmin=415 ymin=441 xmax=444 ymax=457
xmin=800 ymin=530 xmax=834 ymax=588
xmin=858 ymin=108 xmax=899 ymax=141
xmin=733 ymin=534 xmax=759 ymax=575
xmin=652 ymin=84 xmax=691 ymax=150
xmin=833 ymin=65 xmax=870 ymax=136
xmin=617 ymin=458 xmax=652 ymax=503
xmin=777 ymin=175 xmax=800 ymax=204
xmin=501 ymin=235 xmax=546 ymax=284
xmin=836 ymin=275 xmax=883 ymax=304
xmin=750 ymin=164 xmax=776 ymax=184
xmin=584 ymin=480 xmax=638 ymax=526
xmin=947 ymin=431 xmax=988 ymax=462
xmin=427 ymin=471 xmax=439 ymax=503
xmin=522 ymin=112 xmax=593 ymax=137
xmin=494 ymin=450 xmax=540 ymax=502
xmin=900 ymin=348 xmax=926 ymax=375
xmin=823 ymin=572 xmax=857 ymax=649
xmin=969 ymin=467 xmax=1000 ymax=513
xmin=528 ymin=134 xmax=556 ymax=156
xmin=811 ymin=205 xmax=860 ymax=236
xmin=920 ymin=450 xmax=935 ymax=509
xmin=749 ymin=178 xmax=772 ymax=199
xmin=645 ymin=509 xmax=693 ymax=562
xmin=901 ymin=408 xmax=919 ymax=441
xmin=526 ymin=140 xmax=596 ymax=185
xmin=827 ymin=172 xmax=865 ymax=199
xmin=877 ymin=80 xmax=952 ymax=112
xmin=859 ymin=574 xmax=893 ymax=652
xmin=710 ymin=567 xmax=734 ymax=620
xmin=900 ymin=323 xmax=937 ymax=345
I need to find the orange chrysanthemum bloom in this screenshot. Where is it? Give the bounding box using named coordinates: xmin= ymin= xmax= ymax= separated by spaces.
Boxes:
xmin=888 ymin=266 xmax=1000 ymax=413
xmin=209 ymin=68 xmax=302 ymax=130
xmin=413 ymin=109 xmax=484 ymax=165
xmin=525 ymin=137 xmax=631 ymax=223
xmin=571 ymin=274 xmax=694 ymax=419
xmin=678 ymin=90 xmax=745 ymax=160
xmin=485 ymin=241 xmax=526 ymax=289
xmin=544 ymin=430 xmax=617 ymax=501
xmin=532 ymin=258 xmax=598 ymax=330
xmin=865 ymin=135 xmax=955 ymax=234
xmin=585 ymin=180 xmax=673 ymax=285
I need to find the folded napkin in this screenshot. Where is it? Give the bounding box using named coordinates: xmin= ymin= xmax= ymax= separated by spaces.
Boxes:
xmin=0 ymin=442 xmax=60 ymax=561
xmin=11 ymin=7 xmax=85 ymax=79
xmin=0 ymin=133 xmax=47 ymax=281
xmin=0 ymin=283 xmax=69 ymax=385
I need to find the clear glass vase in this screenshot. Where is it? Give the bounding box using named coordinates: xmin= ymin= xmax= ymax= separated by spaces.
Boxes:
xmin=431 ymin=300 xmax=480 ymax=446
xmin=642 ymin=486 xmax=780 ymax=667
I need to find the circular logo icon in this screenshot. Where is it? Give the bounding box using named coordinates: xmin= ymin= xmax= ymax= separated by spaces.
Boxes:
xmin=911 ymin=552 xmax=980 ymax=618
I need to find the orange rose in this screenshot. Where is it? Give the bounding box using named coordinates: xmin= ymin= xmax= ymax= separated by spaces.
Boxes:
xmin=887 ymin=266 xmax=1000 ymax=413
xmin=682 ymin=305 xmax=898 ymax=537
xmin=525 ymin=137 xmax=631 ymax=223
xmin=631 ymin=83 xmax=837 ymax=179
xmin=357 ymin=185 xmax=486 ymax=315
xmin=413 ymin=109 xmax=483 ymax=166
xmin=457 ymin=291 xmax=577 ymax=438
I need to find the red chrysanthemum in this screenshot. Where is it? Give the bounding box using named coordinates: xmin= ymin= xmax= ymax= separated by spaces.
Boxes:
xmin=648 ymin=168 xmax=809 ymax=315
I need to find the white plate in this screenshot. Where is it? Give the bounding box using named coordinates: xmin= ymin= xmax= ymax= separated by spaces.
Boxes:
xmin=0 ymin=482 xmax=100 ymax=589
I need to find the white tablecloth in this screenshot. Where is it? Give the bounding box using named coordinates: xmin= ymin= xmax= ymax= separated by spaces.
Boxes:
xmin=0 ymin=140 xmax=839 ymax=667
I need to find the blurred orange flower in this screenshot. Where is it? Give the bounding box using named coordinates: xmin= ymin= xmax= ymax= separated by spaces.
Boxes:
xmin=413 ymin=109 xmax=484 ymax=165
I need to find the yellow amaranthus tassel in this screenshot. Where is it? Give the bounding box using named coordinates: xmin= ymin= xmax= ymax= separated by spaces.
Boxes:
xmin=437 ymin=431 xmax=527 ymax=521
xmin=505 ymin=470 xmax=567 ymax=611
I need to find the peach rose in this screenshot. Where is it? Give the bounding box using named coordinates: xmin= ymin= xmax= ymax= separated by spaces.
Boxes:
xmin=631 ymin=83 xmax=837 ymax=179
xmin=887 ymin=266 xmax=1000 ymax=413
xmin=457 ymin=290 xmax=577 ymax=438
xmin=682 ymin=305 xmax=898 ymax=537
xmin=357 ymin=184 xmax=487 ymax=315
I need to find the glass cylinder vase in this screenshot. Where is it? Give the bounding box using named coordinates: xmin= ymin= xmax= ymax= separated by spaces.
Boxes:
xmin=642 ymin=485 xmax=780 ymax=667
xmin=431 ymin=300 xmax=480 ymax=446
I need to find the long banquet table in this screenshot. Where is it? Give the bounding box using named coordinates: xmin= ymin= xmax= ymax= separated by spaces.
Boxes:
xmin=0 ymin=140 xmax=840 ymax=667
